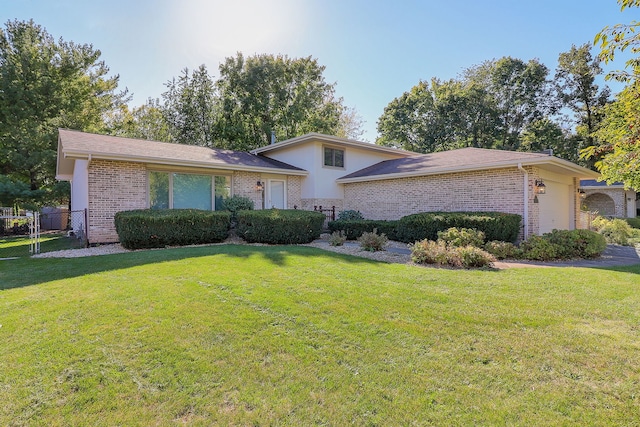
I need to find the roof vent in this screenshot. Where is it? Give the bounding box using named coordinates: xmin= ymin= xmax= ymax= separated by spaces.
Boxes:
xmin=540 ymin=148 xmax=553 ymax=156
xmin=271 ymin=131 xmax=276 ymax=145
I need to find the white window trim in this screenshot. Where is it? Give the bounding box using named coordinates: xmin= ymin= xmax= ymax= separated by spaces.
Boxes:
xmin=322 ymin=145 xmax=345 ymax=169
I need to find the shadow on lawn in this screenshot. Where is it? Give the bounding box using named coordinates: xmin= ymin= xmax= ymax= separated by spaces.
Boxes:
xmin=0 ymin=244 xmax=381 ymax=291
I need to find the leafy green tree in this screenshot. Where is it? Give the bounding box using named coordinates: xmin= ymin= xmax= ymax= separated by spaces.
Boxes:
xmin=465 ymin=57 xmax=551 ymax=150
xmin=0 ymin=19 xmax=126 ymax=206
xmin=582 ymin=0 xmax=640 ymax=188
xmin=106 ymin=98 xmax=173 ymax=142
xmin=595 ymin=0 xmax=640 ymax=83
xmin=555 ymin=44 xmax=611 ymax=165
xmin=161 ymin=65 xmax=218 ymax=147
xmin=376 ymin=80 xmax=444 ymax=152
xmin=216 ymin=53 xmax=344 ymax=150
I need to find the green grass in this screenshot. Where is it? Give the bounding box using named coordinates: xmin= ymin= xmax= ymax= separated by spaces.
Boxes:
xmin=0 ymin=233 xmax=84 ymax=258
xmin=1 ymin=245 xmax=639 ymax=425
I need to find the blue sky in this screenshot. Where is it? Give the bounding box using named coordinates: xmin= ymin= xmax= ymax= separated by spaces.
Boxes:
xmin=2 ymin=0 xmax=638 ymax=141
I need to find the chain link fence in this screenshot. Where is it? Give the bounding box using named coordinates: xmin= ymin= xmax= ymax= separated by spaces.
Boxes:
xmin=0 ymin=208 xmax=87 ymax=259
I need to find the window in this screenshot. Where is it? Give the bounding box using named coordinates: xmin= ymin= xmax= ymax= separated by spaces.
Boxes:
xmin=324 ymin=147 xmax=344 ymax=168
xmin=149 ymin=171 xmax=230 ymax=210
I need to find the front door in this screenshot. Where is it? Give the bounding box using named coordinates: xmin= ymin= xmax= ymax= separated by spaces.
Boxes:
xmin=267 ymin=180 xmax=286 ymax=209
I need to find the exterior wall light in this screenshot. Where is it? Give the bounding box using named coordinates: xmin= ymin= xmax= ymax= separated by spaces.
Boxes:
xmin=534 ymin=179 xmax=546 ymax=194
xmin=256 ymin=181 xmax=264 ymax=191
xmin=578 ymin=189 xmax=586 ymax=199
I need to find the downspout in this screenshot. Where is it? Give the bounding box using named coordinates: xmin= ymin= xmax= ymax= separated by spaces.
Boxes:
xmin=517 ymin=163 xmax=529 ymax=238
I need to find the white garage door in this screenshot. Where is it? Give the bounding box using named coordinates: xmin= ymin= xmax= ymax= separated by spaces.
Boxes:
xmin=538 ymin=180 xmax=571 ymax=234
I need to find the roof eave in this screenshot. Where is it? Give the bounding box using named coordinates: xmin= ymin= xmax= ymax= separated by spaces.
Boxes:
xmin=62 ymin=150 xmax=309 ymax=176
xmin=336 ymin=157 xmax=599 ymax=183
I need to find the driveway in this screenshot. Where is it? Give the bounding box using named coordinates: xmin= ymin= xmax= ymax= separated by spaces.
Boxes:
xmin=494 ymin=244 xmax=640 ymax=269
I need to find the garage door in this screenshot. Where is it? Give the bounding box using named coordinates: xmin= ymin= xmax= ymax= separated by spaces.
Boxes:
xmin=538 ymin=180 xmax=571 ymax=234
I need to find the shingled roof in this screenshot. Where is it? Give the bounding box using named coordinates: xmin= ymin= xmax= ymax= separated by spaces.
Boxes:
xmin=57 ymin=129 xmax=306 ymax=179
xmin=337 ymin=147 xmax=599 ymax=182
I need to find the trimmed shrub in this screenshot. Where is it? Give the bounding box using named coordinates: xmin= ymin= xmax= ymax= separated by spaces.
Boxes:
xmin=543 ymin=229 xmax=607 ymax=259
xmin=519 ymin=236 xmax=560 ymax=261
xmin=437 ymin=227 xmax=485 ymax=248
xmin=410 ymin=239 xmax=494 ymax=268
xmin=337 ymin=209 xmax=364 ymax=221
xmin=484 ymin=240 xmax=522 ymax=260
xmin=236 ymin=209 xmax=324 ymax=244
xmin=396 ymin=211 xmax=521 ymax=244
xmin=357 ymin=229 xmax=388 ymax=252
xmin=114 ymin=209 xmax=231 ymax=250
xmin=328 ymin=219 xmax=398 ymax=240
xmin=222 ymin=195 xmax=254 ymax=221
xmin=328 ymin=230 xmax=347 ymax=246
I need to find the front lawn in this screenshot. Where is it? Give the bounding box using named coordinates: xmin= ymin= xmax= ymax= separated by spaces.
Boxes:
xmin=1 ymin=245 xmax=639 ymax=425
xmin=0 ymin=232 xmax=84 ymax=259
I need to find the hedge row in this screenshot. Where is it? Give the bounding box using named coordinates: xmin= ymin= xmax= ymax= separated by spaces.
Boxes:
xmin=237 ymin=209 xmax=325 ymax=244
xmin=328 ymin=211 xmax=522 ymax=243
xmin=396 ymin=211 xmax=521 ymax=243
xmin=114 ymin=209 xmax=231 ymax=250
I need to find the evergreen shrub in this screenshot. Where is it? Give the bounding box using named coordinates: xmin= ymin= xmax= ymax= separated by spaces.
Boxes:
xmin=236 ymin=209 xmax=324 ymax=244
xmin=114 ymin=209 xmax=231 ymax=250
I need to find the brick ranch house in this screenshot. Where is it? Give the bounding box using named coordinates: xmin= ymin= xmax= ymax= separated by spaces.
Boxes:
xmin=56 ymin=129 xmax=599 ymax=244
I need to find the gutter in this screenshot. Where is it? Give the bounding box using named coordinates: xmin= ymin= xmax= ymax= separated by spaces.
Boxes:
xmin=517 ymin=163 xmax=529 ymax=238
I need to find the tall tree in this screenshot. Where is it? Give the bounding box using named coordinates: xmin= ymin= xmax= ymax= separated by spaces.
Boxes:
xmin=582 ymin=0 xmax=640 ymax=188
xmin=0 ymin=19 xmax=126 ymax=206
xmin=105 ymin=99 xmax=173 ymax=142
xmin=216 ymin=53 xmax=344 ymax=150
xmin=161 ymin=65 xmax=218 ymax=147
xmin=465 ymin=57 xmax=551 ymax=150
xmin=555 ymin=44 xmax=610 ymax=164
xmin=376 ymin=80 xmax=448 ymax=152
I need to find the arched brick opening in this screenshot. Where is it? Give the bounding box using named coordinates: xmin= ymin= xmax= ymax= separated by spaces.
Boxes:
xmin=583 ymin=193 xmax=615 ymax=216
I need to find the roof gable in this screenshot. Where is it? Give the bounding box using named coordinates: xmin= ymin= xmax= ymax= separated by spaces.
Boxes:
xmin=251 ymin=132 xmax=416 ymax=158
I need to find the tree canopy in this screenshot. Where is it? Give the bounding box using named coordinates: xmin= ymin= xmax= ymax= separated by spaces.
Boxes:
xmin=377 ymin=57 xmax=554 ymax=154
xmin=582 ymin=0 xmax=640 ymax=189
xmin=0 ymin=19 xmax=126 ymax=207
xmin=215 ymin=53 xmax=345 ymax=150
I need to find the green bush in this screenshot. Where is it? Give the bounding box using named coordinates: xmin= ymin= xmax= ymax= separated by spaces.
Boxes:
xmin=328 ymin=219 xmax=398 ymax=240
xmin=519 ymin=236 xmax=560 ymax=261
xmin=543 ymin=229 xmax=607 ymax=259
xmin=453 ymin=246 xmax=496 ymax=268
xmin=437 ymin=227 xmax=485 ymax=248
xmin=625 ymin=217 xmax=640 ymax=229
xmin=395 ymin=211 xmax=521 ymax=244
xmin=410 ymin=239 xmax=495 ymax=268
xmin=592 ymin=216 xmax=636 ymax=245
xmin=328 ymin=230 xmax=347 ymax=246
xmin=114 ymin=209 xmax=231 ymax=250
xmin=484 ymin=241 xmax=522 ymax=260
xmin=236 ymin=209 xmax=324 ymax=244
xmin=357 ymin=229 xmax=388 ymax=252
xmin=337 ymin=209 xmax=364 ymax=221
xmin=410 ymin=240 xmax=450 ymax=265
xmin=222 ymin=195 xmax=254 ymax=221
